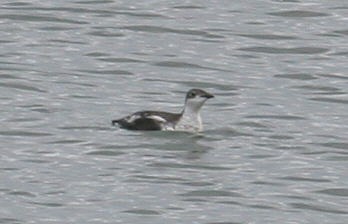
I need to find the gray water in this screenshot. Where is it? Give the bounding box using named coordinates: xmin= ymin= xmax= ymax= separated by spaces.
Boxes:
xmin=1 ymin=0 xmax=347 ymax=223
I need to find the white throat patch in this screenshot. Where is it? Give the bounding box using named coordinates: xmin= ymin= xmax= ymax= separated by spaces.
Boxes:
xmin=174 ymin=98 xmax=206 ymax=132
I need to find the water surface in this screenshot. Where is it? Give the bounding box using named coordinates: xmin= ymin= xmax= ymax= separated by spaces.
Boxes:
xmin=1 ymin=0 xmax=347 ymax=223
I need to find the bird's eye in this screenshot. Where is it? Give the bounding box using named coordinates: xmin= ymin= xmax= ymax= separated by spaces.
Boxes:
xmin=189 ymin=92 xmax=196 ymax=97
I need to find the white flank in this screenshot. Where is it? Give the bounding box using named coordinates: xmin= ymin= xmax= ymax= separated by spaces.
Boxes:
xmin=125 ymin=114 xmax=141 ymax=123
xmin=147 ymin=115 xmax=167 ymax=123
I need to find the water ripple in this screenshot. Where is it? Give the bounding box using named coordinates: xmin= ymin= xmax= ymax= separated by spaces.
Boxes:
xmin=274 ymin=73 xmax=318 ymax=80
xmin=291 ymin=85 xmax=341 ymax=93
xmin=153 ymin=61 xmax=229 ymax=72
xmin=309 ymin=97 xmax=348 ymax=105
xmin=179 ymin=190 xmax=243 ymax=198
xmin=333 ymin=29 xmax=348 ymax=36
xmin=30 ymin=201 xmax=65 ymax=207
xmin=268 ymin=10 xmax=330 ymax=17
xmin=0 ymin=14 xmax=88 ymax=24
xmin=127 ymin=174 xmax=186 ymax=185
xmin=317 ymin=142 xmax=348 ymax=150
xmin=143 ymin=79 xmax=239 ymax=91
xmin=87 ymin=30 xmax=124 ymax=37
xmin=122 ymin=209 xmax=160 ymax=215
xmin=0 ymin=218 xmax=22 ymax=224
xmin=8 ymin=190 xmax=36 ymax=197
xmin=317 ymin=73 xmax=348 ymax=80
xmin=0 ymin=82 xmax=46 ymax=93
xmin=149 ymin=162 xmax=232 ymax=171
xmin=290 ymin=202 xmax=347 ymax=214
xmin=238 ymin=47 xmax=329 ymax=54
xmin=0 ymin=130 xmax=52 ymax=137
xmin=279 ymin=176 xmax=331 ymax=183
xmin=85 ymin=150 xmax=125 ymax=156
xmin=75 ymin=69 xmax=134 ymax=76
xmin=121 ymin=25 xmax=224 ymax=39
xmin=96 ymin=57 xmax=144 ymax=63
xmin=75 ymin=0 xmax=115 ymax=4
xmin=48 ymin=139 xmax=85 ymax=145
xmin=246 ymin=115 xmax=306 ymax=120
xmin=315 ymin=188 xmax=348 ymax=197
xmin=237 ymin=33 xmax=297 ymax=40
xmin=206 ymin=221 xmax=243 ymax=224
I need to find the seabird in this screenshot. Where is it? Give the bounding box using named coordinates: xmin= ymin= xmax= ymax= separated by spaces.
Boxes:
xmin=112 ymin=89 xmax=214 ymax=132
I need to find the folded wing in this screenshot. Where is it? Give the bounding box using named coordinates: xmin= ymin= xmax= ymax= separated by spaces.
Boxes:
xmin=112 ymin=111 xmax=171 ymax=130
